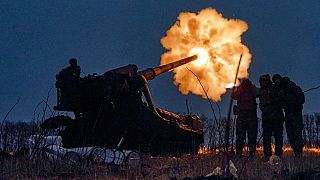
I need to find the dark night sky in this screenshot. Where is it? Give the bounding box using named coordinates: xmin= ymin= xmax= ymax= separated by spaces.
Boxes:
xmin=1 ymin=0 xmax=319 ymax=121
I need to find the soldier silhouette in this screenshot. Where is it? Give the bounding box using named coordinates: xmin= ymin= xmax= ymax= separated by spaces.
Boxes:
xmin=65 ymin=58 xmax=81 ymax=80
xmin=258 ymin=74 xmax=284 ymax=160
xmin=232 ymin=79 xmax=259 ymax=158
xmin=272 ymin=74 xmax=305 ymax=157
xmin=55 ymin=58 xmax=81 ymax=110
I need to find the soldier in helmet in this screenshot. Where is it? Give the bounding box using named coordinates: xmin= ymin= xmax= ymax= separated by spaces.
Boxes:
xmin=67 ymin=58 xmax=81 ymax=79
xmin=258 ymin=74 xmax=284 ymax=160
xmin=272 ymin=74 xmax=305 ymax=157
xmin=232 ymin=79 xmax=259 ymax=157
xmin=56 ymin=58 xmax=81 ymax=110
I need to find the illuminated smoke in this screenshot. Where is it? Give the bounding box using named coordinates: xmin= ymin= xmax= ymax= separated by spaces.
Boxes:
xmin=160 ymin=8 xmax=252 ymax=101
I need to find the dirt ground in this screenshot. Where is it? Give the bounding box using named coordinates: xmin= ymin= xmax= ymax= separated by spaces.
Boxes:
xmin=1 ymin=148 xmax=320 ymax=179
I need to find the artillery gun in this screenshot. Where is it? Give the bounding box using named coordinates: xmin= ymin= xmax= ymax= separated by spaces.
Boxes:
xmin=41 ymin=55 xmax=204 ymax=155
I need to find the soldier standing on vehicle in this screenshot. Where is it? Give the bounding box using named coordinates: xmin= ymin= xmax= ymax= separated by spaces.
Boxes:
xmin=272 ymin=74 xmax=305 ymax=157
xmin=55 ymin=58 xmax=81 ymax=110
xmin=65 ymin=58 xmax=81 ymax=80
xmin=232 ymin=79 xmax=259 ymax=158
xmin=258 ymin=74 xmax=284 ymax=160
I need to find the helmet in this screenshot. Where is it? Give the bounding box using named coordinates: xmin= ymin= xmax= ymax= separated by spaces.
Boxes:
xmin=272 ymin=74 xmax=282 ymax=83
xmin=282 ymin=76 xmax=290 ymax=82
xmin=259 ymin=74 xmax=271 ymax=86
xmin=259 ymin=74 xmax=270 ymax=82
xmin=69 ymin=58 xmax=78 ymax=66
xmin=241 ymin=78 xmax=252 ymax=88
xmin=282 ymin=76 xmax=296 ymax=86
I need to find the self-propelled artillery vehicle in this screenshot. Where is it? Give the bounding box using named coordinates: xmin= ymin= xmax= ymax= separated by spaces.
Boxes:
xmin=41 ymin=55 xmax=203 ymax=155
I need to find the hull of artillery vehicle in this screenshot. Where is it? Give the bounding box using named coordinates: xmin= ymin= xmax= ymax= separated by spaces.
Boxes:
xmin=41 ymin=55 xmax=203 ymax=155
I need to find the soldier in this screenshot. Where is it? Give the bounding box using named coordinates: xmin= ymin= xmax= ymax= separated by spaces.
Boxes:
xmin=56 ymin=58 xmax=81 ymax=110
xmin=272 ymin=74 xmax=305 ymax=157
xmin=56 ymin=58 xmax=81 ymax=84
xmin=258 ymin=74 xmax=284 ymax=160
xmin=232 ymin=79 xmax=259 ymax=157
xmin=65 ymin=58 xmax=81 ymax=79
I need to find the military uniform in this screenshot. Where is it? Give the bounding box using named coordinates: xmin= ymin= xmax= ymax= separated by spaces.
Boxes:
xmin=282 ymin=78 xmax=305 ymax=157
xmin=258 ymin=75 xmax=284 ymax=159
xmin=56 ymin=58 xmax=81 ymax=110
xmin=232 ymin=79 xmax=258 ymax=157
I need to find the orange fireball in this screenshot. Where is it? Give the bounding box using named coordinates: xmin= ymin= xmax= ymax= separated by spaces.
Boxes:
xmin=160 ymin=8 xmax=252 ymax=101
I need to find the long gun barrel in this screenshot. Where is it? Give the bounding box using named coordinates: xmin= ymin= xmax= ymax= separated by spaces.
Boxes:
xmin=138 ymin=55 xmax=198 ymax=80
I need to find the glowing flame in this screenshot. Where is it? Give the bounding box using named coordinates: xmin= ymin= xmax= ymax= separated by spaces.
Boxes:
xmin=198 ymin=145 xmax=320 ymax=155
xmin=198 ymin=146 xmax=220 ymax=155
xmin=190 ymin=48 xmax=210 ymax=67
xmin=160 ymin=8 xmax=252 ymax=101
xmin=226 ymin=83 xmax=235 ymax=89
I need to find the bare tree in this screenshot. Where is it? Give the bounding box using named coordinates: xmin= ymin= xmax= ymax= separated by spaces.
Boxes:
xmin=315 ymin=113 xmax=320 ymax=146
